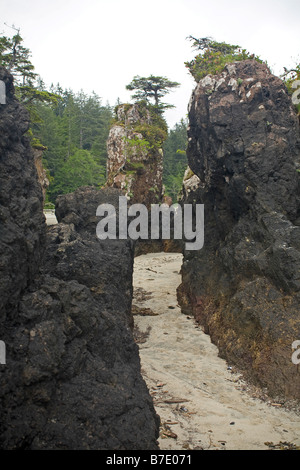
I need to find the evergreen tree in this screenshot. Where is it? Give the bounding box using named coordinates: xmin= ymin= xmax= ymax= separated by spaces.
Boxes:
xmin=163 ymin=118 xmax=188 ymax=201
xmin=0 ymin=30 xmax=59 ymax=138
xmin=0 ymin=29 xmax=36 ymax=85
xmin=32 ymin=87 xmax=113 ymax=202
xmin=185 ymin=36 xmax=263 ymax=82
xmin=0 ymin=30 xmax=114 ymax=203
xmin=126 ymin=75 xmax=180 ymax=114
xmin=49 ymin=149 xmax=105 ymax=201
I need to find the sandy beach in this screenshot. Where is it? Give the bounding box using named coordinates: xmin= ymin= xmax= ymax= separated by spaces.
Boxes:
xmin=44 ymin=210 xmax=58 ymax=226
xmin=133 ymin=252 xmax=300 ymax=451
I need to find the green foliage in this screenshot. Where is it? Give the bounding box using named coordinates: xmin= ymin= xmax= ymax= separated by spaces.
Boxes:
xmin=163 ymin=118 xmax=188 ymax=201
xmin=114 ymin=101 xmax=168 ymax=156
xmin=126 ymin=75 xmax=180 ymax=114
xmin=33 ymin=86 xmax=113 ymax=202
xmin=0 ymin=31 xmax=36 ymax=84
xmin=185 ymin=36 xmax=263 ymax=82
xmin=0 ymin=30 xmax=113 ymax=203
xmin=139 ymin=102 xmax=168 ymax=149
xmin=123 ymin=135 xmax=151 ymax=158
xmin=48 ymin=149 xmax=106 ymax=201
xmin=127 ymin=161 xmax=145 ymax=170
xmin=16 ymin=85 xmax=59 ymax=128
xmin=0 ymin=31 xmax=59 ymax=145
xmin=134 ymin=122 xmax=167 ymax=151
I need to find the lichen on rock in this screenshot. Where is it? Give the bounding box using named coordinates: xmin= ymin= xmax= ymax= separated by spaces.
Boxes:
xmin=106 ymin=102 xmax=166 ymax=208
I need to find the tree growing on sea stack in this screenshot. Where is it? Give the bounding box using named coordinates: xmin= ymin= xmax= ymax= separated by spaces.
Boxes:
xmin=126 ymin=75 xmax=180 ymax=114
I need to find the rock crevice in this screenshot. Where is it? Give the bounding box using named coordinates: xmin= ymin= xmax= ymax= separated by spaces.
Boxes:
xmin=0 ymin=67 xmax=159 ymax=450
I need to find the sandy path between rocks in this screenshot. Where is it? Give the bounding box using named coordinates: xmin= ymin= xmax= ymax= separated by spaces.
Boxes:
xmin=44 ymin=210 xmax=58 ymax=226
xmin=133 ymin=252 xmax=300 ymax=451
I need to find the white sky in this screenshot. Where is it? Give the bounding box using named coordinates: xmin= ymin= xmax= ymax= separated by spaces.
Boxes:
xmin=1 ymin=0 xmax=300 ymax=127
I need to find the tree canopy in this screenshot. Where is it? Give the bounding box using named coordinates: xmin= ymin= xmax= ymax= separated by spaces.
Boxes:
xmin=0 ymin=29 xmax=36 ymax=84
xmin=33 ymin=85 xmax=113 ymax=203
xmin=185 ymin=36 xmax=263 ymax=82
xmin=0 ymin=30 xmax=113 ymax=204
xmin=0 ymin=31 xmax=188 ymax=204
xmin=0 ymin=30 xmax=58 ymax=130
xmin=126 ymin=75 xmax=180 ymax=114
xmin=163 ymin=118 xmax=188 ymax=201
xmin=50 ymin=149 xmax=105 ymax=199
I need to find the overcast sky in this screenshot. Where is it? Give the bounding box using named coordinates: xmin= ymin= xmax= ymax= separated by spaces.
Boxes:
xmin=1 ymin=0 xmax=299 ymax=127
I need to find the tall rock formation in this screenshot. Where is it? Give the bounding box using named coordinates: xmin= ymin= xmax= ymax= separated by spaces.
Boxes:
xmin=106 ymin=103 xmax=165 ymax=208
xmin=178 ymin=60 xmax=300 ymax=400
xmin=0 ymin=67 xmax=159 ymax=449
xmin=32 ymin=146 xmax=49 ymax=201
xmin=0 ymin=67 xmax=46 ymax=329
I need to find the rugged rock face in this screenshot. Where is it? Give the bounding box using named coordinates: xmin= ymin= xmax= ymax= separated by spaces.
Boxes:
xmin=106 ymin=103 xmax=164 ymax=208
xmin=106 ymin=103 xmax=183 ymax=255
xmin=178 ymin=60 xmax=300 ymax=400
xmin=48 ymin=186 xmax=135 ymax=329
xmin=0 ymin=67 xmax=159 ymax=449
xmin=0 ymin=66 xmax=46 ymax=330
xmin=32 ymin=147 xmax=49 ymax=201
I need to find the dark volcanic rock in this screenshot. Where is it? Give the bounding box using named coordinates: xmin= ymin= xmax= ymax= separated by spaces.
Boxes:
xmin=178 ymin=60 xmax=300 ymax=400
xmin=0 ymin=67 xmax=46 ymax=327
xmin=2 ymin=274 xmax=159 ymax=449
xmin=47 ymin=187 xmax=135 ymax=328
xmin=0 ymin=67 xmax=159 ymax=449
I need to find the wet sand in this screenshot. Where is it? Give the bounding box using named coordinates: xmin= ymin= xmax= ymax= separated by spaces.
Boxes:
xmin=133 ymin=252 xmax=300 ymax=451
